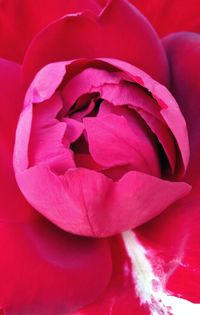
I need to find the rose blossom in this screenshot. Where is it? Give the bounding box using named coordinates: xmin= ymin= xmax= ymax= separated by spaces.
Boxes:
xmin=14 ymin=57 xmax=190 ymax=237
xmin=0 ymin=0 xmax=200 ymax=314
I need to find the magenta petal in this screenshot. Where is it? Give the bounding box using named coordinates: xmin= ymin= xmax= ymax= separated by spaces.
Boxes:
xmin=14 ymin=62 xmax=69 ymax=173
xmin=99 ymin=58 xmax=189 ymax=177
xmin=16 ymin=165 xmax=190 ymax=237
xmin=84 ymin=113 xmax=159 ymax=176
xmin=97 ymin=101 xmax=160 ymax=177
xmin=137 ymin=109 xmax=176 ymax=174
xmin=62 ymin=67 xmax=122 ymax=106
xmin=29 ymin=93 xmax=75 ymax=173
xmin=62 ymin=118 xmax=84 ymax=143
xmin=98 ymin=84 xmax=176 ymax=174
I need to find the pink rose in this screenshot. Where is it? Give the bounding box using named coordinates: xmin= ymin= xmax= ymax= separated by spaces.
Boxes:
xmin=0 ymin=0 xmax=200 ymax=314
xmin=14 ymin=57 xmax=190 ymax=237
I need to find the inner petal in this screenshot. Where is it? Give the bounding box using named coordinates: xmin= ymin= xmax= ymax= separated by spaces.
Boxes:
xmin=97 ymin=101 xmax=160 ymax=177
xmin=29 ymin=93 xmax=75 ymax=174
xmin=62 ymin=67 xmax=176 ymax=175
xmin=62 ymin=67 xmax=123 ymax=108
xmin=83 ymin=113 xmax=160 ymax=177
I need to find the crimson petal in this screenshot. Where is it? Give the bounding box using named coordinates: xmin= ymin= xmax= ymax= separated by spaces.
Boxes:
xmin=22 ymin=0 xmax=169 ymax=89
xmin=0 ymin=0 xmax=101 ymax=62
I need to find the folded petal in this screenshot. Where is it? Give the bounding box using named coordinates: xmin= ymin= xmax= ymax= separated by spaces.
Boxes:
xmin=29 ymin=93 xmax=76 ymax=173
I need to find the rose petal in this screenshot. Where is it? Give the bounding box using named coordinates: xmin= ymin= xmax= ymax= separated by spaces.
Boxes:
xmin=131 ymin=0 xmax=200 ymax=36
xmin=84 ymin=113 xmax=160 ymax=176
xmin=0 ymin=59 xmax=23 ymax=154
xmin=99 ymin=57 xmax=189 ymax=177
xmin=0 ymin=0 xmax=101 ymax=62
xmin=28 ymin=93 xmax=75 ymax=173
xmin=97 ymin=101 xmax=160 ymax=177
xmin=63 ymin=65 xmax=179 ymax=175
xmin=163 ymin=32 xmax=200 ymax=189
xmin=0 ymin=218 xmax=112 ymax=315
xmin=15 ymin=165 xmax=190 ymax=237
xmin=0 ymin=59 xmax=112 ymax=315
xmin=22 ymin=0 xmax=169 ymax=88
xmin=0 ymin=59 xmax=33 ymax=222
xmin=69 ymin=235 xmax=150 ymax=315
xmin=132 ymin=32 xmax=200 ymax=303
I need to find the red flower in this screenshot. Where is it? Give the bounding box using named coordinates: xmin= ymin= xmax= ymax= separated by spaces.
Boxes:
xmin=0 ymin=1 xmax=200 ymax=314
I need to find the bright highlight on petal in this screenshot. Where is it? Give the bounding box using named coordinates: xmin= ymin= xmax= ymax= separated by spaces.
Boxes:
xmin=122 ymin=231 xmax=200 ymax=315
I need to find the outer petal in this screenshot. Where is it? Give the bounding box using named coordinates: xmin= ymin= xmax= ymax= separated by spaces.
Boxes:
xmin=0 ymin=59 xmax=23 ymax=154
xmin=0 ymin=219 xmax=112 ymax=315
xmin=131 ymin=32 xmax=200 ymax=306
xmin=131 ymin=0 xmax=200 ymax=36
xmin=15 ymin=165 xmax=190 ymax=237
xmin=69 ymin=235 xmax=150 ymax=315
xmin=163 ymin=32 xmax=200 ymax=190
xmin=22 ymin=0 xmax=169 ymax=88
xmin=0 ymin=0 xmax=101 ymax=62
xmin=0 ymin=59 xmax=30 ymax=221
xmin=0 ymin=59 xmax=112 ymax=315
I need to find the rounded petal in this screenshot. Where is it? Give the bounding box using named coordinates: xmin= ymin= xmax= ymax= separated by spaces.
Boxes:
xmin=22 ymin=0 xmax=169 ymax=88
xmin=0 ymin=0 xmax=101 ymax=62
xmin=15 ymin=165 xmax=190 ymax=237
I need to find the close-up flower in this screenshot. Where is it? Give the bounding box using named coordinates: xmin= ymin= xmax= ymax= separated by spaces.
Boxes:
xmin=0 ymin=0 xmax=200 ymax=314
